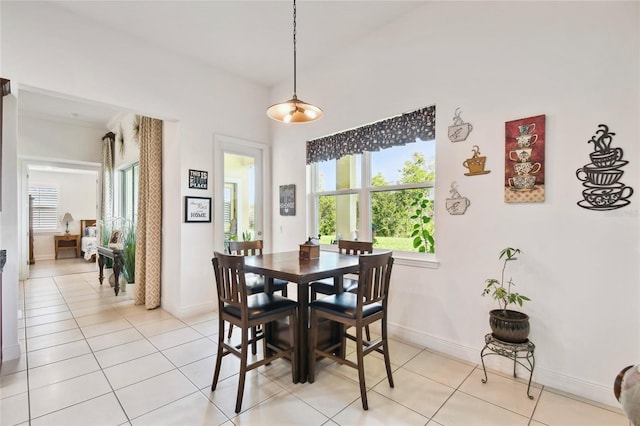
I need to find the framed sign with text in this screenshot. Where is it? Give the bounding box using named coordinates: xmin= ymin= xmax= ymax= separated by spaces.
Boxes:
xmin=189 ymin=169 xmax=208 ymax=190
xmin=279 ymin=184 xmax=296 ymax=216
xmin=185 ymin=196 xmax=211 ymax=223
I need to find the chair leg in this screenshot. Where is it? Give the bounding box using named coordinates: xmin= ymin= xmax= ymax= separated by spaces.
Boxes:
xmin=227 ymin=324 xmax=233 ymax=340
xmin=308 ymin=309 xmax=318 ymax=383
xmin=251 ymin=326 xmax=258 ymax=355
xmin=365 ymin=325 xmax=371 ymax=341
xmin=211 ymin=319 xmax=226 ymax=391
xmin=382 ymin=318 xmax=394 ymax=388
xmin=356 ymin=325 xmax=368 ymax=410
xmin=235 ymin=327 xmax=250 ymax=413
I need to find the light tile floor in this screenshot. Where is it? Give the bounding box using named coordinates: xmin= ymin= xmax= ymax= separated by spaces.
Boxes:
xmin=0 ymin=258 xmax=629 ymax=425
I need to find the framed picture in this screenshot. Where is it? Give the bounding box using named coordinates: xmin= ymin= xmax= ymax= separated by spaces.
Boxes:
xmin=185 ymin=196 xmax=212 ymax=222
xmin=504 ymin=114 xmax=546 ymax=203
xmin=279 ymin=184 xmax=296 ymax=216
xmin=108 ymin=229 xmax=124 ymax=249
xmin=188 ymin=169 xmax=208 ymax=190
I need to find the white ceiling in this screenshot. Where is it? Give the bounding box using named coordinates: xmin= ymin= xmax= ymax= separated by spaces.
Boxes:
xmin=19 ymin=1 xmax=425 ymax=126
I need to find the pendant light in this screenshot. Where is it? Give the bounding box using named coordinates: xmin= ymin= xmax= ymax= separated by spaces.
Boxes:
xmin=267 ymin=0 xmax=323 ymax=123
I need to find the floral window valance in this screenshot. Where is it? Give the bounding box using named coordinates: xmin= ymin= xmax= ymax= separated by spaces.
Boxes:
xmin=306 ymin=105 xmax=435 ymax=164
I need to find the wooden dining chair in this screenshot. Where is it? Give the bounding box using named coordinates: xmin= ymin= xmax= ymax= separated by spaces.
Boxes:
xmin=308 ymin=251 xmax=394 ymax=410
xmin=227 ymin=240 xmax=290 ymax=352
xmin=310 ymin=240 xmax=373 ymax=300
xmin=228 ymin=240 xmax=289 ymax=296
xmin=310 ymin=240 xmax=374 ymax=339
xmin=211 ymin=252 xmax=298 ymax=413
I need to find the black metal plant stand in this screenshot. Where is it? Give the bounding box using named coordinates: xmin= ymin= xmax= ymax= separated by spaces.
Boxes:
xmin=480 ymin=333 xmax=536 ymax=399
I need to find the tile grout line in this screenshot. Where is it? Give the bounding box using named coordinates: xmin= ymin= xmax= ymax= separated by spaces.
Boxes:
xmin=29 ymin=272 xmax=134 ymax=424
xmin=20 ymin=279 xmax=33 ymax=426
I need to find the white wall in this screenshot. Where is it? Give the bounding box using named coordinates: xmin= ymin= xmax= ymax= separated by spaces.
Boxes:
xmin=29 ymin=169 xmax=97 ymax=260
xmin=1 ymin=1 xmax=271 ymax=360
xmin=19 ymin=114 xmax=104 ymax=163
xmin=271 ymin=1 xmax=640 ymax=406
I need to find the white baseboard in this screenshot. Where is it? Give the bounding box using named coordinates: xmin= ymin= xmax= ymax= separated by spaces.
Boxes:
xmin=388 ymin=321 xmax=619 ymax=408
xmin=34 ymin=255 xmax=55 ymax=261
xmin=167 ymin=300 xmax=216 ymax=320
xmin=1 ymin=343 xmax=22 ymax=361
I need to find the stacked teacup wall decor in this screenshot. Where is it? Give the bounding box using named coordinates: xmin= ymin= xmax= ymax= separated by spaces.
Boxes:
xmin=576 ymin=124 xmax=633 ymax=211
xmin=505 ymin=115 xmax=546 ymax=203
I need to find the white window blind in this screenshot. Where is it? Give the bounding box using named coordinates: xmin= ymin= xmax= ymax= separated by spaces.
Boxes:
xmin=29 ymin=185 xmax=59 ymax=231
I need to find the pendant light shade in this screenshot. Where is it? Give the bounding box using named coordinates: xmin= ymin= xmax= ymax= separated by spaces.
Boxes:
xmin=267 ymin=0 xmax=322 ymax=123
xmin=267 ymin=95 xmax=323 ymax=123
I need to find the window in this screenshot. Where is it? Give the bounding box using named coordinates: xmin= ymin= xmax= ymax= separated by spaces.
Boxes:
xmin=119 ymin=163 xmax=139 ymax=224
xmin=308 ymin=106 xmax=436 ymax=254
xmin=29 ymin=184 xmax=59 ymax=231
xmin=310 ymin=138 xmax=435 ymax=253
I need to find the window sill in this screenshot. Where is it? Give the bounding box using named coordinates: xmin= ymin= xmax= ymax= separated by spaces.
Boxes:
xmin=392 ymin=252 xmax=439 ymax=269
xmin=320 ymin=245 xmax=439 ymax=269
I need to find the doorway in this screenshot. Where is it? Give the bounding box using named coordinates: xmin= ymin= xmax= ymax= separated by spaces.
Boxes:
xmin=214 ymin=135 xmax=270 ymax=252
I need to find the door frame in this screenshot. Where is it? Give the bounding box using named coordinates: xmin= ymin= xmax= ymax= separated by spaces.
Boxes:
xmin=18 ymin=157 xmax=101 ymax=279
xmin=213 ymin=134 xmax=271 ymax=253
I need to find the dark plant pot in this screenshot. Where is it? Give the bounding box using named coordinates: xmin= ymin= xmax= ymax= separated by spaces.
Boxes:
xmin=489 ymin=309 xmax=530 ymax=343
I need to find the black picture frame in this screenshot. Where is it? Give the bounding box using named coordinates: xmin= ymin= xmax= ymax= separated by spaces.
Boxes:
xmin=185 ymin=196 xmax=212 ymax=223
xmin=188 ymin=169 xmax=208 ymax=190
xmin=279 ymin=184 xmax=296 ymax=216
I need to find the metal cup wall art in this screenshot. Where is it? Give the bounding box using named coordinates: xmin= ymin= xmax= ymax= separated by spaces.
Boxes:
xmin=463 ymin=145 xmax=490 ymax=176
xmin=445 ymin=182 xmax=471 ymax=215
xmin=576 ymin=124 xmax=633 ymax=211
xmin=448 ymin=108 xmax=473 ymax=142
xmin=504 ymin=114 xmax=546 ymax=203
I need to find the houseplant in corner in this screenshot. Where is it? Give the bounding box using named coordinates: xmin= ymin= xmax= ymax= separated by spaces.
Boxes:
xmin=482 ymin=247 xmax=531 ymax=343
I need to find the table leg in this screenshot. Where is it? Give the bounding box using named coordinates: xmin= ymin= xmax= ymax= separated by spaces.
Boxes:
xmin=297 ymin=281 xmax=309 ymax=383
xmin=113 ymin=254 xmax=121 ymax=296
xmin=98 ymin=255 xmax=104 ymax=285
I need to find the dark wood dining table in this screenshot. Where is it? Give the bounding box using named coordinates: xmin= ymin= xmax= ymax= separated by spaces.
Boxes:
xmin=243 ymin=250 xmax=360 ymax=382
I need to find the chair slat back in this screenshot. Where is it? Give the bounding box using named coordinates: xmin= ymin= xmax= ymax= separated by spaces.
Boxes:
xmin=228 ymin=240 xmax=264 ymax=256
xmin=338 ymin=240 xmax=373 ymax=256
xmin=212 ymin=252 xmax=248 ymax=313
xmin=356 ymin=251 xmax=394 ymax=310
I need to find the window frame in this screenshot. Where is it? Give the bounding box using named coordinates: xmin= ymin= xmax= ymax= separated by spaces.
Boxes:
xmin=118 ymin=162 xmax=139 ymax=225
xmin=309 ymin=149 xmax=438 ymax=268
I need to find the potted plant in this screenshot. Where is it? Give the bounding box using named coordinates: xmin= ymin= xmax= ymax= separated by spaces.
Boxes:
xmin=481 ymin=247 xmax=531 ymax=343
xmin=123 ymin=222 xmax=136 ymax=284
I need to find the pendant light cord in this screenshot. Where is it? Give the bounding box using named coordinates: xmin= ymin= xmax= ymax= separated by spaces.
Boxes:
xmin=292 ymin=0 xmax=297 ymax=98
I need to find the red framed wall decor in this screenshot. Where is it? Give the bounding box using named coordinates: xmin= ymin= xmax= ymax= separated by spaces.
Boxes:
xmin=505 ymin=114 xmax=546 ymax=203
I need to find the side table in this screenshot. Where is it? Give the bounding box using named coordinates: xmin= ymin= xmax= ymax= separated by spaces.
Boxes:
xmin=54 ymin=234 xmax=80 ymax=259
xmin=480 ymin=333 xmax=536 ymax=399
xmin=97 ymin=246 xmax=124 ymax=296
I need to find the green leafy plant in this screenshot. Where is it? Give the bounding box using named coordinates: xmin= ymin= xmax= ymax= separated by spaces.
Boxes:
xmin=98 ymin=220 xmax=114 ymax=268
xmin=241 ymin=230 xmax=253 ymax=241
xmin=123 ymin=222 xmax=136 ymax=283
xmin=482 ymin=247 xmax=530 ymax=314
xmin=409 ymin=191 xmax=435 ymax=253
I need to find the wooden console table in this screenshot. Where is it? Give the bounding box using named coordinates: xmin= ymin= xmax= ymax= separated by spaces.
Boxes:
xmin=97 ymin=246 xmax=124 ymax=296
xmin=54 ymin=234 xmax=80 ymax=259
